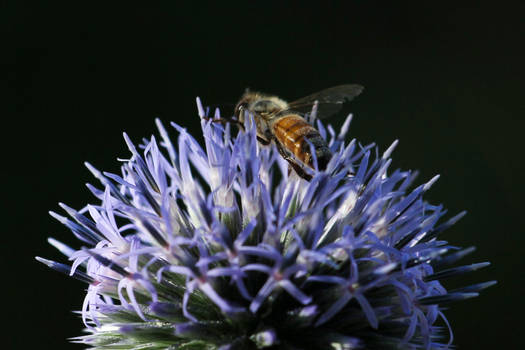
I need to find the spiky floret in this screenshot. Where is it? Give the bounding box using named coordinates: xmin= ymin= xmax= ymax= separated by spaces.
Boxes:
xmin=37 ymin=99 xmax=494 ymax=350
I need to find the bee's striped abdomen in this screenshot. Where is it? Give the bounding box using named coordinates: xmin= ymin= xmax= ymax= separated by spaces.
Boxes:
xmin=273 ymin=114 xmax=332 ymax=170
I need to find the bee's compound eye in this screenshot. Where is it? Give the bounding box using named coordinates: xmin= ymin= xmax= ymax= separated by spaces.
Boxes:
xmin=253 ymin=101 xmax=270 ymax=113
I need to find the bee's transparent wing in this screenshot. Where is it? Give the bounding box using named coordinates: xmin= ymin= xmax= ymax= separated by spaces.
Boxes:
xmin=286 ymin=84 xmax=364 ymax=119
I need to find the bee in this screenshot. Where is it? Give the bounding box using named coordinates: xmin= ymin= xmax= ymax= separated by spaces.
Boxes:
xmin=230 ymin=84 xmax=363 ymax=180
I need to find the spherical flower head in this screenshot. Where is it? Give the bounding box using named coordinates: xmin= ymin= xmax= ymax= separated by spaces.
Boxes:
xmin=37 ymin=98 xmax=494 ymax=350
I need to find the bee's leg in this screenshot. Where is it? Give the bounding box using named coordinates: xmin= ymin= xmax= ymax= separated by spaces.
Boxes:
xmin=287 ymin=159 xmax=313 ymax=181
xmin=257 ymin=137 xmax=271 ymax=145
xmin=201 ymin=116 xmax=227 ymax=124
xmin=274 ymin=141 xmax=312 ymax=181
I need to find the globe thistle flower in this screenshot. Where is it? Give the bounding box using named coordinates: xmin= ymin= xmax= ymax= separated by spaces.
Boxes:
xmin=37 ymin=98 xmax=494 ymax=350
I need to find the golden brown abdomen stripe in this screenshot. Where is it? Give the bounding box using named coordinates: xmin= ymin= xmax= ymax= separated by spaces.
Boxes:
xmin=273 ymin=114 xmax=332 ymax=169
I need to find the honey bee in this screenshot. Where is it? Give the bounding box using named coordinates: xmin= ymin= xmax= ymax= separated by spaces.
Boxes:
xmin=230 ymin=84 xmax=363 ymax=180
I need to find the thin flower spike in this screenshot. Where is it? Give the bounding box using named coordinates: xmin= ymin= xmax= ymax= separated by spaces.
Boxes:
xmin=38 ymin=97 xmax=494 ymax=350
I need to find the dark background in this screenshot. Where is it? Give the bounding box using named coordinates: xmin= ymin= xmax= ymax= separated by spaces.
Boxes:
xmin=3 ymin=1 xmax=523 ymax=349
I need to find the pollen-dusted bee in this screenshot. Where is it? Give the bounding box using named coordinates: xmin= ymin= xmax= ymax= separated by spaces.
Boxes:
xmin=230 ymin=85 xmax=363 ymax=180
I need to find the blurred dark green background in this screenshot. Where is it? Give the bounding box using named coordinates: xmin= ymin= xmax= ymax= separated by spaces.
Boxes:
xmin=4 ymin=1 xmax=523 ymax=349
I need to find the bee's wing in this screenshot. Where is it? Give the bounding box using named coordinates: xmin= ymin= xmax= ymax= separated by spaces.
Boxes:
xmin=285 ymin=84 xmax=364 ymax=119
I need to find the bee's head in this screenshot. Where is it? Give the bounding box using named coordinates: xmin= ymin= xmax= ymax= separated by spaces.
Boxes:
xmin=234 ymin=90 xmax=259 ymax=123
xmin=234 ymin=89 xmax=287 ymax=123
